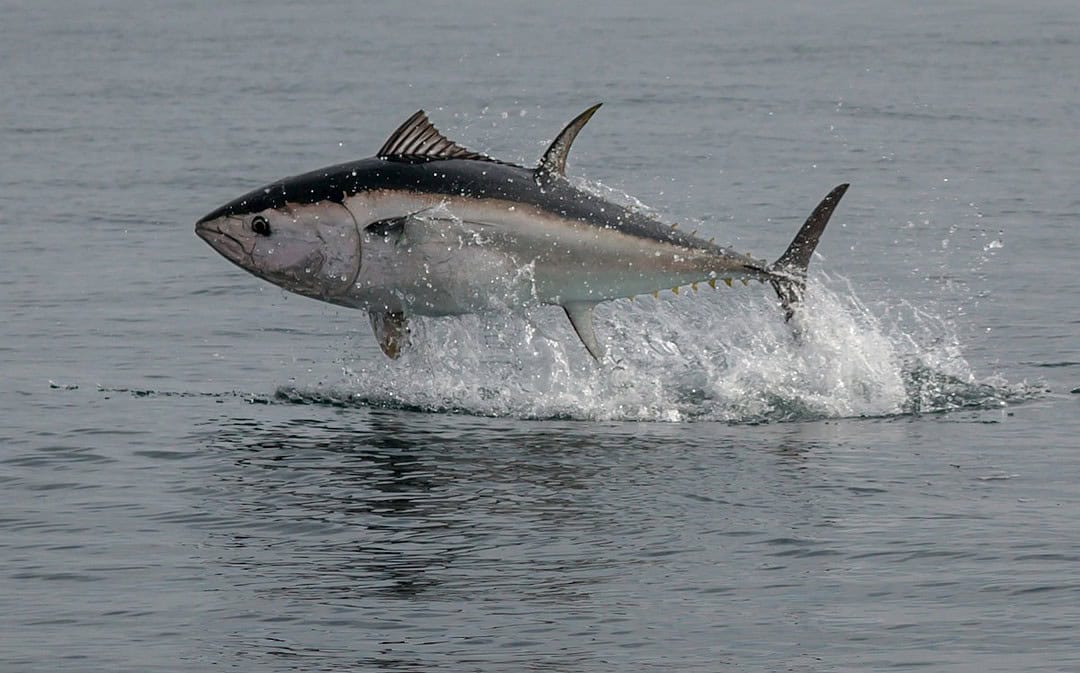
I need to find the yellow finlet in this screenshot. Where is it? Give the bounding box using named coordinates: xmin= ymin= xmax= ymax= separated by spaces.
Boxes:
xmin=708 ymin=279 xmax=717 ymax=289
xmin=723 ymin=278 xmax=733 ymax=287
xmin=652 ymin=290 xmax=659 ymax=299
xmin=671 ymin=286 xmax=679 ymax=295
xmin=740 ymin=278 xmax=749 ymax=286
xmin=691 ymin=282 xmax=698 ymax=292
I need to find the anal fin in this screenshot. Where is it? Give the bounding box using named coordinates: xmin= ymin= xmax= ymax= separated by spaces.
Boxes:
xmin=563 ymin=302 xmax=604 ymax=362
xmin=368 ymin=310 xmax=410 ymax=359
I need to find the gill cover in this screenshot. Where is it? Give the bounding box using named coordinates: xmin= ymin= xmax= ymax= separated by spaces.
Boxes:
xmin=245 ymin=202 xmax=362 ymax=302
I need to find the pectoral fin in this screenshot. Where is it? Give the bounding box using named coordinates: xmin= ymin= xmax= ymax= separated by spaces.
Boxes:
xmin=365 ymin=216 xmax=407 ymax=241
xmin=368 ymin=310 xmax=410 ymax=359
xmin=563 ymin=302 xmax=604 ymax=361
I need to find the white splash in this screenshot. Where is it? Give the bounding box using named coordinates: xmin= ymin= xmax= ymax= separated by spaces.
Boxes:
xmin=319 ymin=274 xmax=1022 ymax=422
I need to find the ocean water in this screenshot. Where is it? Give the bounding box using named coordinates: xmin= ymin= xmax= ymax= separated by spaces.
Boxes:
xmin=2 ymin=1 xmax=1078 ymax=671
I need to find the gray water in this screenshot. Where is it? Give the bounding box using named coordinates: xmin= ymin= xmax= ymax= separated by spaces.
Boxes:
xmin=2 ymin=1 xmax=1079 ymax=671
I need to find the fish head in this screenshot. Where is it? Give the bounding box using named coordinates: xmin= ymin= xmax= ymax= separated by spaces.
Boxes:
xmin=196 ymin=200 xmax=361 ymax=302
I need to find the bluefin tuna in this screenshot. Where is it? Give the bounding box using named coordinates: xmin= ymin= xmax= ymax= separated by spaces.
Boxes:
xmin=196 ymin=104 xmax=848 ymax=360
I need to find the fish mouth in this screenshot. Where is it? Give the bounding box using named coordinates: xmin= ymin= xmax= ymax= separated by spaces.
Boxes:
xmin=195 ymin=219 xmax=249 ymax=262
xmin=194 ymin=218 xmax=215 ymax=241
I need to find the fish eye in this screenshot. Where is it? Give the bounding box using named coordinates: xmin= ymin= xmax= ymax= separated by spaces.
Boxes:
xmin=251 ymin=216 xmax=272 ymax=237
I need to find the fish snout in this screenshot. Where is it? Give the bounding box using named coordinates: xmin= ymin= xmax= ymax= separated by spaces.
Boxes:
xmin=195 ymin=217 xmax=249 ymax=263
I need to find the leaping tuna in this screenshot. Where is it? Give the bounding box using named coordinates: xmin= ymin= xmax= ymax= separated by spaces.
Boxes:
xmin=196 ymin=104 xmax=848 ymax=360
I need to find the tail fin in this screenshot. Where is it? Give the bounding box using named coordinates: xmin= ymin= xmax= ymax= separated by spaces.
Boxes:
xmin=769 ymin=183 xmax=849 ymax=321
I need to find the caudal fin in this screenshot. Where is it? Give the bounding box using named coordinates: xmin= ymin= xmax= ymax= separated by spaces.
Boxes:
xmin=769 ymin=183 xmax=849 ymax=321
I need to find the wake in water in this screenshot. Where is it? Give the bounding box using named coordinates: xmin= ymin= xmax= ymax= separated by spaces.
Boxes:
xmin=277 ymin=273 xmax=1033 ymax=423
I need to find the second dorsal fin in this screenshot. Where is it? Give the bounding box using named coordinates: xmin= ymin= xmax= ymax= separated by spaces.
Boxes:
xmin=377 ymin=110 xmax=496 ymax=162
xmin=536 ymin=103 xmax=602 ymax=181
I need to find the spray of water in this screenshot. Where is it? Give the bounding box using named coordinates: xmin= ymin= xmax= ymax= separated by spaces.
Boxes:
xmin=272 ymin=184 xmax=1034 ymax=423
xmin=272 ymin=272 xmax=1032 ymax=422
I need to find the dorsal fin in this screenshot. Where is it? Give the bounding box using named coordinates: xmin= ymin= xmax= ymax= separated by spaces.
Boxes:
xmin=537 ymin=103 xmax=602 ymax=181
xmin=377 ymin=110 xmax=495 ymax=162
